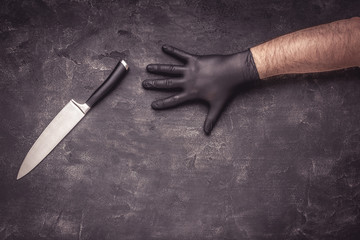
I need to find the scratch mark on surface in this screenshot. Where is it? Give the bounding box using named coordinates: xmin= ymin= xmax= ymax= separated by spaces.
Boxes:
xmin=186 ymin=154 xmax=196 ymax=169
xmin=228 ymin=112 xmax=234 ymax=131
xmin=51 ymin=209 xmax=64 ymax=233
xmin=312 ymin=160 xmax=316 ymax=174
xmin=78 ymin=210 xmax=84 ymax=240
xmin=40 ymin=212 xmax=47 ymax=233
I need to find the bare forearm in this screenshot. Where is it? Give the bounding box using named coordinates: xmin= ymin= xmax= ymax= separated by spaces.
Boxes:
xmin=251 ymin=17 xmax=360 ymax=79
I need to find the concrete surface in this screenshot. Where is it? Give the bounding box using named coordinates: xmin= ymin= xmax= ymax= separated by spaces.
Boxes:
xmin=0 ymin=0 xmax=360 ymax=239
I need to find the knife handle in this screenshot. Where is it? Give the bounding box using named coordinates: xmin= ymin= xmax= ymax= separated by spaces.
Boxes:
xmin=85 ymin=60 xmax=129 ymax=108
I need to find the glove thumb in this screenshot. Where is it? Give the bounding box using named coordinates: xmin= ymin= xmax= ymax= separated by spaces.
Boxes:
xmin=204 ymin=100 xmax=226 ymax=135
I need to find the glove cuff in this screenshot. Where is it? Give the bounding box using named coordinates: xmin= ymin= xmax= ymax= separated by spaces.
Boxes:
xmin=233 ymin=49 xmax=261 ymax=86
xmin=247 ymin=49 xmax=260 ymax=82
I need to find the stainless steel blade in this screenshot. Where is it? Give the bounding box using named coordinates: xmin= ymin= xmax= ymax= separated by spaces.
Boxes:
xmin=17 ymin=100 xmax=90 ymax=179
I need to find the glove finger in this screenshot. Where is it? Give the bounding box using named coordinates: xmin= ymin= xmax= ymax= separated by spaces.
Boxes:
xmin=151 ymin=92 xmax=191 ymax=109
xmin=204 ymin=99 xmax=226 ymax=135
xmin=147 ymin=64 xmax=186 ymax=75
xmin=142 ymin=78 xmax=186 ymax=89
xmin=162 ymin=45 xmax=195 ymax=62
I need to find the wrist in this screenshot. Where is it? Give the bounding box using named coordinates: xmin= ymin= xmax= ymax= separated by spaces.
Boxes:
xmin=233 ymin=49 xmax=260 ymax=84
xmin=250 ymin=45 xmax=271 ymax=79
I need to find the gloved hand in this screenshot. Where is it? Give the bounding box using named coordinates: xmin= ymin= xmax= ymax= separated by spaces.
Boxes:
xmin=142 ymin=45 xmax=260 ymax=135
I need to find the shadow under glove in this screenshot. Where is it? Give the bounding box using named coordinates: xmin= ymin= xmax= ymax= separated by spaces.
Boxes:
xmin=142 ymin=45 xmax=260 ymax=135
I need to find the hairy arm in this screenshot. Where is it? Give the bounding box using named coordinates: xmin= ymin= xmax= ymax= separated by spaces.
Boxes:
xmin=251 ymin=17 xmax=360 ymax=79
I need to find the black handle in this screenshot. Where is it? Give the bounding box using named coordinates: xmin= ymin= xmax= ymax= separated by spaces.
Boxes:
xmin=86 ymin=60 xmax=129 ymax=108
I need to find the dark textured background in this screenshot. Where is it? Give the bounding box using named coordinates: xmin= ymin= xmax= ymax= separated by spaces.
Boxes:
xmin=1 ymin=0 xmax=360 ymax=239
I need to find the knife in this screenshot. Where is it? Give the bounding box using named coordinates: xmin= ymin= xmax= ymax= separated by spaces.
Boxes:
xmin=17 ymin=60 xmax=129 ymax=180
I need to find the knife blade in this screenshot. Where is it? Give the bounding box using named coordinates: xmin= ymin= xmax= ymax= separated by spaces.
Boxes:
xmin=17 ymin=60 xmax=129 ymax=180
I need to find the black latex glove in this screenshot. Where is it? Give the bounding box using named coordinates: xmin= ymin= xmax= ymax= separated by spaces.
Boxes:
xmin=142 ymin=45 xmax=260 ymax=135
